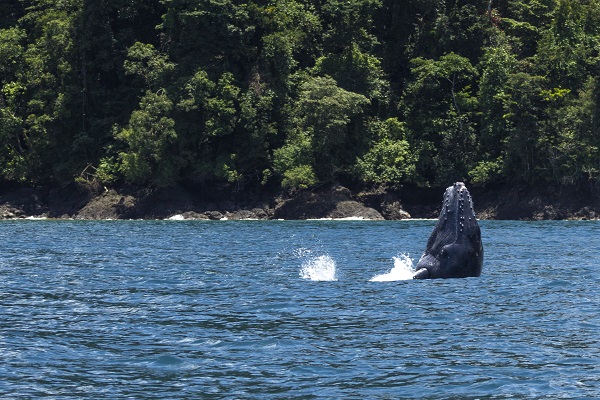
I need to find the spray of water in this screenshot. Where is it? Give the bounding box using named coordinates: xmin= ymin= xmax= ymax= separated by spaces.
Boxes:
xmin=369 ymin=254 xmax=415 ymax=282
xmin=299 ymin=254 xmax=337 ymax=281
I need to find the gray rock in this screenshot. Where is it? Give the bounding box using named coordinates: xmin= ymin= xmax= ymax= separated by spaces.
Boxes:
xmin=274 ymin=184 xmax=384 ymax=220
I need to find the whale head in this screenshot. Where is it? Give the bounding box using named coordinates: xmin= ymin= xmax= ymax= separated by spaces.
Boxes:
xmin=413 ymin=182 xmax=483 ymax=279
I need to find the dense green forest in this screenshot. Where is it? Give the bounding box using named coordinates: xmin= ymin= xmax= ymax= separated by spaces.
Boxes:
xmin=1 ymin=0 xmax=599 ymax=191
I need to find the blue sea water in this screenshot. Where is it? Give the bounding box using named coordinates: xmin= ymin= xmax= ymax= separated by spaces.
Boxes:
xmin=0 ymin=219 xmax=599 ymax=399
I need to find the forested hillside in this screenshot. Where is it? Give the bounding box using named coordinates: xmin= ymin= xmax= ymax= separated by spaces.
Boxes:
xmin=1 ymin=0 xmax=599 ymax=191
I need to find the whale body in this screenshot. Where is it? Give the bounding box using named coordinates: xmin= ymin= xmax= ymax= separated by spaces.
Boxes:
xmin=413 ymin=182 xmax=483 ymax=279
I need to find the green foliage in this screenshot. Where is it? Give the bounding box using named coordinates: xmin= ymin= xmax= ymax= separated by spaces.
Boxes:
xmin=477 ymin=38 xmax=517 ymax=169
xmin=354 ymin=118 xmax=417 ymax=184
xmin=314 ymin=43 xmax=387 ymax=100
xmin=281 ymin=165 xmax=318 ymax=189
xmin=536 ymin=77 xmax=600 ymax=184
xmin=205 ymin=72 xmax=240 ymax=138
xmin=94 ymin=156 xmax=119 ymax=184
xmin=273 ymin=130 xmax=314 ymax=188
xmin=502 ymin=0 xmax=555 ymax=57
xmin=117 ymin=90 xmax=177 ymax=187
xmin=294 ymin=75 xmax=369 ymax=182
xmin=534 ymin=0 xmax=598 ymax=91
xmin=403 ymin=53 xmax=478 ymax=185
xmin=160 ymin=0 xmax=254 ymax=75
xmin=124 ymin=42 xmax=175 ymax=91
xmin=469 ymin=158 xmax=504 ymax=185
xmin=321 ymin=0 xmax=382 ymax=53
xmin=272 ymin=127 xmax=318 ymax=189
xmin=0 ymin=28 xmax=25 ymax=79
xmin=1 ymin=0 xmax=600 ymax=191
xmin=500 ymin=72 xmax=547 ymax=182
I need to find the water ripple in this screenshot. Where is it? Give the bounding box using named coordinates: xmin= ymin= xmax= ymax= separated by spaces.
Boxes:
xmin=0 ymin=220 xmax=599 ymax=398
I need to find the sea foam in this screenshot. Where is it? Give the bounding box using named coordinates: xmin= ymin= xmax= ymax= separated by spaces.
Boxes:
xmin=369 ymin=254 xmax=415 ymax=281
xmin=299 ymin=254 xmax=337 ymax=281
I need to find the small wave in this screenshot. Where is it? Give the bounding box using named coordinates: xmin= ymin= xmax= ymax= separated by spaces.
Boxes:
xmin=300 ymin=254 xmax=337 ymax=281
xmin=370 ymin=254 xmax=415 ymax=281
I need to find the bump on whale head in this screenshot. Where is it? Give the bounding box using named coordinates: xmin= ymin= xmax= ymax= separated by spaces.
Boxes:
xmin=413 ymin=182 xmax=483 ymax=279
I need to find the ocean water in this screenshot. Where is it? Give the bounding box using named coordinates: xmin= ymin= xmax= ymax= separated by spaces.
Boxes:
xmin=0 ymin=219 xmax=598 ymax=399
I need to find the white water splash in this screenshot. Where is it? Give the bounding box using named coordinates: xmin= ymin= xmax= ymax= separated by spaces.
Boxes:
xmin=369 ymin=254 xmax=415 ymax=282
xmin=300 ymin=254 xmax=337 ymax=281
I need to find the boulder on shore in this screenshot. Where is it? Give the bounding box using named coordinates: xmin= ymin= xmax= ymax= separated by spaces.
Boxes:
xmin=273 ymin=185 xmax=385 ymax=220
xmin=2 ymin=181 xmax=599 ymax=221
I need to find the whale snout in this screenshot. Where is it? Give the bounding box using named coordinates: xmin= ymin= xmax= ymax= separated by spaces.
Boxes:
xmin=414 ymin=182 xmax=483 ymax=279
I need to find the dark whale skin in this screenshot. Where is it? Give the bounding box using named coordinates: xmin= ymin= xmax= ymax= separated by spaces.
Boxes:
xmin=413 ymin=182 xmax=483 ymax=279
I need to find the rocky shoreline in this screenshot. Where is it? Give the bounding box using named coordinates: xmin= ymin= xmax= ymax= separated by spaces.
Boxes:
xmin=1 ymin=181 xmax=599 ymax=221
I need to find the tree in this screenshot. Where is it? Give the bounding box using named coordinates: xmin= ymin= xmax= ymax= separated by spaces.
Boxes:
xmin=273 ymin=75 xmax=369 ymax=187
xmin=320 ymin=0 xmax=382 ymax=54
xmin=0 ymin=0 xmax=599 ymax=191
xmin=0 ymin=27 xmax=26 ymax=180
xmin=501 ymin=0 xmax=555 ymax=58
xmin=124 ymin=42 xmax=175 ymax=91
xmin=160 ymin=0 xmax=254 ymax=76
xmin=535 ymin=0 xmax=598 ymax=91
xmin=8 ymin=0 xmax=81 ymax=182
xmin=500 ymin=72 xmax=547 ymax=182
xmin=472 ymin=38 xmax=517 ymax=184
xmin=314 ymin=42 xmax=387 ymax=101
xmin=73 ymin=0 xmax=166 ymax=172
xmin=272 ymin=129 xmax=316 ymax=189
xmin=402 ymin=53 xmax=478 ymax=185
xmin=537 ymin=78 xmax=600 ymax=184
xmin=117 ymin=90 xmax=178 ymax=187
xmin=354 ymin=118 xmax=417 ymax=184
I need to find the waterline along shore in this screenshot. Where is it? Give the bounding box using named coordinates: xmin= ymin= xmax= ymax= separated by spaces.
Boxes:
xmin=1 ymin=181 xmax=599 ymax=221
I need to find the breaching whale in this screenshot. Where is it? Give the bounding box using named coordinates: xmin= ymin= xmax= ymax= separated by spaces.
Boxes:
xmin=413 ymin=182 xmax=483 ymax=279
